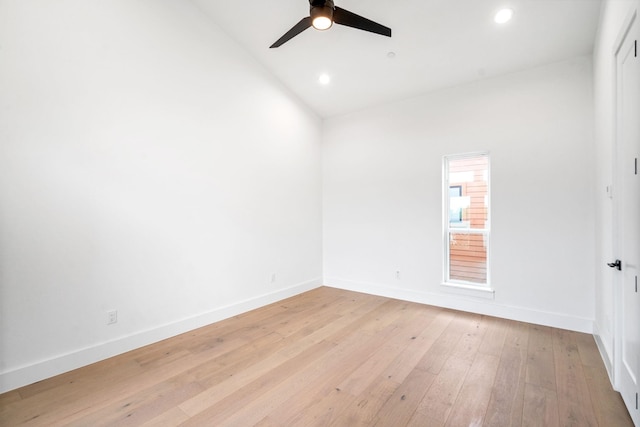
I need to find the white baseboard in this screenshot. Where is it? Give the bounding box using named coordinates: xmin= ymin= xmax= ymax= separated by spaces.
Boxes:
xmin=592 ymin=321 xmax=615 ymax=388
xmin=325 ymin=277 xmax=594 ymax=334
xmin=0 ymin=278 xmax=322 ymax=394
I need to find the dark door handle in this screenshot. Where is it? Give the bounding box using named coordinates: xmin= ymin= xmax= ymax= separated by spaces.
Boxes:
xmin=607 ymin=259 xmax=622 ymax=270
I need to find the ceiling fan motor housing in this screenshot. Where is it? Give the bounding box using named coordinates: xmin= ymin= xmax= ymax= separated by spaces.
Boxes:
xmin=309 ymin=0 xmax=333 ymax=7
xmin=310 ymin=0 xmax=335 ymax=22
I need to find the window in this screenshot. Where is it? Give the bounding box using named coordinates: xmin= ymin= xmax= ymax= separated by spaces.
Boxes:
xmin=448 ymin=186 xmax=462 ymax=223
xmin=443 ymin=152 xmax=490 ymax=287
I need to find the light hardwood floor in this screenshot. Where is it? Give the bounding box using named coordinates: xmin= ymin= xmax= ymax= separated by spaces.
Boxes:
xmin=0 ymin=287 xmax=633 ymax=426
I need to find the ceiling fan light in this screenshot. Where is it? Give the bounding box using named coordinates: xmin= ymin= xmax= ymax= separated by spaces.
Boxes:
xmin=312 ymin=16 xmax=333 ymax=30
xmin=311 ymin=4 xmax=334 ymax=30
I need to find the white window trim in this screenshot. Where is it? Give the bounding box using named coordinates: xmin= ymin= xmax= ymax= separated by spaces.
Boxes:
xmin=442 ymin=151 xmax=493 ymax=294
xmin=440 ymin=282 xmax=495 ymax=299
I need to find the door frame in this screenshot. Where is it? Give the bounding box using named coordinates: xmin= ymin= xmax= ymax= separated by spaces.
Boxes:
xmin=611 ymin=3 xmax=638 ymax=419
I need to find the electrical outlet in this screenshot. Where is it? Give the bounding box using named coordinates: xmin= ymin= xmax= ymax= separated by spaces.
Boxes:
xmin=107 ymin=310 xmax=118 ymax=325
xmin=271 ymin=273 xmax=276 ymax=283
xmin=396 ymin=270 xmax=400 ymax=279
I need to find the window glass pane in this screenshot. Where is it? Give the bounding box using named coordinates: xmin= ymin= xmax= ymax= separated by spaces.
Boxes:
xmin=449 ymin=232 xmax=487 ymax=284
xmin=449 ymin=186 xmax=462 ymax=223
xmin=447 ymin=156 xmax=488 ymax=230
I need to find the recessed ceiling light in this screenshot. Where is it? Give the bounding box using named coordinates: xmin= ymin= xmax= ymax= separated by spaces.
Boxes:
xmin=494 ymin=8 xmax=514 ymax=24
xmin=318 ymin=73 xmax=331 ymax=85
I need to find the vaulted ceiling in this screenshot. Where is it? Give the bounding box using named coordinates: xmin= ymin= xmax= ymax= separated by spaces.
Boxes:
xmin=193 ymin=0 xmax=602 ymax=118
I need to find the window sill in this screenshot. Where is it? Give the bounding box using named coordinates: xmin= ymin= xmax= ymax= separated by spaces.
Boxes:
xmin=440 ymin=282 xmax=495 ymax=300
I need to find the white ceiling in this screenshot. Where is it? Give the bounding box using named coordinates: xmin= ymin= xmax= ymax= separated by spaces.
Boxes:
xmin=192 ymin=0 xmax=602 ymax=118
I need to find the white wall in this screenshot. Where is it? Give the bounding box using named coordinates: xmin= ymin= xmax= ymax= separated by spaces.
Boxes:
xmin=0 ymin=0 xmax=322 ymax=392
xmin=323 ymin=57 xmax=596 ymax=332
xmin=592 ymin=0 xmax=637 ymax=375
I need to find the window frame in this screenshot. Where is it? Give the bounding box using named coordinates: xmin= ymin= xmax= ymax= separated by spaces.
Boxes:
xmin=442 ymin=151 xmax=492 ymax=291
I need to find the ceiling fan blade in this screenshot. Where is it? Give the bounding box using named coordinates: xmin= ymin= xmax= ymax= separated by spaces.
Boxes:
xmin=333 ymin=6 xmax=391 ymax=37
xmin=270 ymin=17 xmax=312 ymax=48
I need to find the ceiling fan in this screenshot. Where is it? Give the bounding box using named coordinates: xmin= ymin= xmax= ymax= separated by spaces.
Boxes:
xmin=270 ymin=0 xmax=392 ymax=48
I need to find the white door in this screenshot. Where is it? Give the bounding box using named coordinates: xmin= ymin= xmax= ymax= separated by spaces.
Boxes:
xmin=614 ymin=11 xmax=639 ymax=426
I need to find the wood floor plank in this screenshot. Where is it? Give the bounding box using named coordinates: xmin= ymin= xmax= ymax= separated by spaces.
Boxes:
xmin=173 ymin=289 xmax=387 ymax=416
xmin=14 ymin=352 xmax=142 ymax=401
xmin=0 ymin=287 xmax=633 ymax=427
xmin=583 ymin=364 xmax=634 ymax=427
xmin=186 ymin=331 xmax=286 ymax=390
xmin=478 ymin=316 xmax=509 ymax=357
xmin=288 ymin=302 xmax=446 ymax=426
xmin=235 ymin=301 xmax=438 ymax=425
xmin=484 ymin=320 xmax=530 ymax=427
xmin=253 ymin=416 xmax=282 ymax=427
xmin=10 ymin=333 xmax=265 ymax=427
xmin=380 ymin=309 xmax=455 ymax=385
xmin=1 ymin=359 xmax=145 ymax=426
xmin=0 ymin=390 xmax=22 ymax=406
xmin=179 ymin=296 xmax=397 ymax=424
xmin=61 ymin=376 xmax=204 ymax=427
xmin=409 ymin=311 xmax=488 ymax=425
xmin=219 ymin=328 xmax=375 ymax=426
xmin=552 ymin=328 xmax=598 ymax=427
xmin=373 ymin=367 xmax=436 ymax=426
xmin=417 ymin=310 xmax=480 ymax=375
xmin=411 ymin=353 xmax=470 ymax=424
xmin=140 ymin=407 xmax=190 ymax=426
xmin=526 ymin=324 xmax=556 ymax=392
xmin=283 ymin=388 xmax=357 ymax=426
xmin=573 ymin=330 xmax=607 ymax=368
xmin=137 ymin=287 xmax=341 ymax=360
xmin=330 ymin=377 xmax=399 ymax=427
xmin=178 ymin=339 xmax=338 ymax=425
xmin=336 ymin=302 xmax=434 ymax=396
xmin=265 ymin=312 xmax=420 ymax=426
xmin=522 ymin=382 xmax=560 ymax=427
xmin=444 ymin=352 xmax=501 ymax=426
